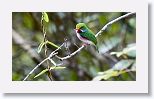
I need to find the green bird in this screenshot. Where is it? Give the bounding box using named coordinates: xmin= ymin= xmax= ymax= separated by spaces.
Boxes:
xmin=75 ymin=23 xmax=99 ymax=52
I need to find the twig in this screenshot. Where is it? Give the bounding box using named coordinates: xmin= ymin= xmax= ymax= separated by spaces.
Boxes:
xmin=95 ymin=12 xmax=135 ymax=37
xmin=23 ymin=12 xmax=135 ymax=81
xmin=56 ymin=45 xmax=85 ymax=61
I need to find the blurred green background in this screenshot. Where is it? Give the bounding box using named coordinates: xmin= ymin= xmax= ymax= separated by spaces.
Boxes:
xmin=12 ymin=12 xmax=136 ymax=81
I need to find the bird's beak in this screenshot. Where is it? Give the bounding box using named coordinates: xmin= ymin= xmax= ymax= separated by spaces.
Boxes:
xmin=74 ymin=29 xmax=78 ymax=32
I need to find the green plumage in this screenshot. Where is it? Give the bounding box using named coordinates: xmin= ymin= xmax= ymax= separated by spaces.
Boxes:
xmin=80 ymin=31 xmax=97 ymax=45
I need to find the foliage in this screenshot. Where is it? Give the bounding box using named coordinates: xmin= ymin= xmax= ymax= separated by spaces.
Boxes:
xmin=37 ymin=40 xmax=59 ymax=53
xmin=12 ymin=12 xmax=136 ymax=81
xmin=93 ymin=43 xmax=136 ymax=81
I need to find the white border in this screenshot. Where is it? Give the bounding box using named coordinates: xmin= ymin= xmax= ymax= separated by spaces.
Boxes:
xmin=0 ymin=0 xmax=148 ymax=93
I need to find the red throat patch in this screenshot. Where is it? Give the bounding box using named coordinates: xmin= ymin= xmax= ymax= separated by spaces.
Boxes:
xmin=76 ymin=29 xmax=82 ymax=33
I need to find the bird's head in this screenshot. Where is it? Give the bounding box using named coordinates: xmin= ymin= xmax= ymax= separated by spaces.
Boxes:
xmin=75 ymin=23 xmax=87 ymax=33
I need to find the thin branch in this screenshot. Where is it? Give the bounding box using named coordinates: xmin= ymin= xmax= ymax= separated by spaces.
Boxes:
xmin=95 ymin=12 xmax=135 ymax=37
xmin=56 ymin=45 xmax=85 ymax=61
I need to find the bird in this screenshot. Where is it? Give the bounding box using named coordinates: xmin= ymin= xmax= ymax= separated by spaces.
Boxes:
xmin=74 ymin=23 xmax=99 ymax=52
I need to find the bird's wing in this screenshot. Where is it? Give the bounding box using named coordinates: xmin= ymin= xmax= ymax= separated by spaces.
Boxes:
xmin=80 ymin=32 xmax=97 ymax=45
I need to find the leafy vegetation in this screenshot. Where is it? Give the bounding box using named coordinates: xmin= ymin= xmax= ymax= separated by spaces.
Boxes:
xmin=12 ymin=12 xmax=136 ymax=81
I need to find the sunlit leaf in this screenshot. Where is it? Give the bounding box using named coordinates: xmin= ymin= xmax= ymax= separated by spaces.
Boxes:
xmin=42 ymin=12 xmax=49 ymax=23
xmin=46 ymin=41 xmax=59 ymax=48
xmin=37 ymin=41 xmax=59 ymax=53
xmin=37 ymin=42 xmax=45 ymax=53
xmin=34 ymin=66 xmax=66 ymax=78
xmin=123 ymin=44 xmax=136 ymax=57
xmin=93 ymin=70 xmax=119 ymax=81
xmin=110 ymin=52 xmax=123 ymax=57
xmin=93 ymin=69 xmax=133 ymax=81
xmin=34 ymin=69 xmax=48 ymax=78
xmin=49 ymin=66 xmax=66 ymax=70
xmin=92 ymin=75 xmax=105 ymax=81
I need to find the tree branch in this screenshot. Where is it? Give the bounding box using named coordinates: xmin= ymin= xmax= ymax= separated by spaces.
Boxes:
xmin=95 ymin=12 xmax=135 ymax=37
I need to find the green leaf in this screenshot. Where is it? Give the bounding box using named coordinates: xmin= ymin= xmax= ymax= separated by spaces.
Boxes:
xmin=42 ymin=12 xmax=49 ymax=23
xmin=49 ymin=66 xmax=66 ymax=70
xmin=46 ymin=41 xmax=60 ymax=48
xmin=34 ymin=69 xmax=48 ymax=78
xmin=37 ymin=41 xmax=59 ymax=53
xmin=93 ymin=59 xmax=135 ymax=81
xmin=93 ymin=70 xmax=119 ymax=81
xmin=112 ymin=60 xmax=134 ymax=70
xmin=37 ymin=42 xmax=45 ymax=53
xmin=34 ymin=66 xmax=66 ymax=78
xmin=93 ymin=69 xmax=132 ymax=81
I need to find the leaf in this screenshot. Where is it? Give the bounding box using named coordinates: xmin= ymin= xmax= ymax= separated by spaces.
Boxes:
xmin=49 ymin=66 xmax=66 ymax=70
xmin=93 ymin=59 xmax=135 ymax=81
xmin=34 ymin=69 xmax=48 ymax=78
xmin=42 ymin=12 xmax=49 ymax=23
xmin=112 ymin=59 xmax=134 ymax=70
xmin=110 ymin=52 xmax=123 ymax=57
xmin=93 ymin=70 xmax=119 ymax=81
xmin=92 ymin=75 xmax=105 ymax=81
xmin=123 ymin=44 xmax=136 ymax=57
xmin=93 ymin=69 xmax=131 ymax=81
xmin=37 ymin=41 xmax=59 ymax=53
xmin=37 ymin=42 xmax=45 ymax=53
xmin=34 ymin=66 xmax=66 ymax=78
xmin=46 ymin=41 xmax=59 ymax=48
